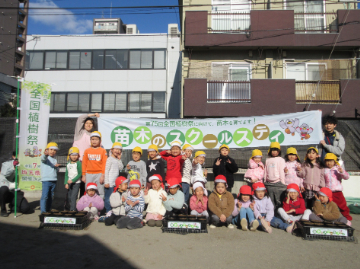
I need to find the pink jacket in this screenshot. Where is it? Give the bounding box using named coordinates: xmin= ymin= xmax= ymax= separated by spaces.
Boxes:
xmin=297 ymin=163 xmax=325 ymax=191
xmin=285 ymin=161 xmax=303 ymax=187
xmin=324 ymin=166 xmax=350 ymax=192
xmin=264 ymin=157 xmax=286 ymax=184
xmin=189 ymin=195 xmax=208 ymax=214
xmin=244 ymin=159 xmax=264 ymax=183
xmin=76 ymin=193 xmax=104 ymax=212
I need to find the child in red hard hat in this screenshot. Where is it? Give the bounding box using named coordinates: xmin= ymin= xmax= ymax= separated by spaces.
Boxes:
xmin=277 ymin=183 xmax=306 ymax=224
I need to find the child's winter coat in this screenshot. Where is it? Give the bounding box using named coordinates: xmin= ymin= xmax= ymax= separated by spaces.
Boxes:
xmin=244 ymin=159 xmax=264 ymax=183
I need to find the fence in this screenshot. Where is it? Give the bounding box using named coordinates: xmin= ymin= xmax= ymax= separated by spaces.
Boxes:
xmin=207 ymin=81 xmax=251 ymax=103
xmin=208 ymin=12 xmax=250 ymax=33
xmin=294 ymin=13 xmax=338 ymax=33
xmin=295 ymin=81 xmax=341 ymax=104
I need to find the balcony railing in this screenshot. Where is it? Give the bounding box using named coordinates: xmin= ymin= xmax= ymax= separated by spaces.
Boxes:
xmin=208 ymin=12 xmax=250 ymax=33
xmin=294 ymin=13 xmax=338 ymax=33
xmin=295 ymin=81 xmax=340 ymax=104
xmin=207 ymin=81 xmax=251 ymax=103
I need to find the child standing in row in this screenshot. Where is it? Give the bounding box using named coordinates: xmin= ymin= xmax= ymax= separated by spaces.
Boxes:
xmin=284 ymin=147 xmax=303 ymax=189
xmin=82 ymin=131 xmax=107 ymax=198
xmin=323 ymin=153 xmax=351 ymax=225
xmin=126 ymin=147 xmax=147 ymax=188
xmin=146 ymin=145 xmax=165 ymax=189
xmin=232 ymin=185 xmax=258 ymax=231
xmin=40 ymin=142 xmax=60 ymax=213
xmin=297 ymin=147 xmax=325 ymax=208
xmin=213 ymin=145 xmax=238 ymax=192
xmin=208 ymin=175 xmax=234 ymax=229
xmin=104 ymin=142 xmax=124 ymax=213
xmin=64 ymin=147 xmax=82 ymax=211
xmin=105 ymin=176 xmax=128 ymax=226
xmin=181 ymin=144 xmax=193 ymax=205
xmin=244 ymin=149 xmax=264 ymax=184
xmin=76 ymin=183 xmax=104 ymax=219
xmin=264 ymin=142 xmax=286 ymax=209
xmin=277 ymin=184 xmax=305 ymax=224
xmin=160 ymin=141 xmax=185 ymax=187
xmin=190 ymin=182 xmax=209 ymax=218
xmin=191 ymin=151 xmax=207 ymax=185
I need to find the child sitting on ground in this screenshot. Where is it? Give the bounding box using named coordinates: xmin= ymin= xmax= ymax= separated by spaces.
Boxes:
xmin=160 ymin=141 xmax=185 ymax=187
xmin=232 ymin=185 xmax=258 ymax=231
xmin=244 ymin=149 xmax=264 ymax=184
xmin=302 ymin=187 xmax=347 ymax=224
xmin=277 ymin=183 xmax=306 ymax=224
xmin=264 ymin=142 xmax=286 ymax=209
xmin=116 ymin=180 xmax=145 ymax=230
xmin=104 ymin=142 xmax=124 ymax=213
xmin=323 ymin=153 xmax=352 ymax=225
xmin=126 ymin=147 xmax=147 ymax=188
xmin=105 ymin=176 xmax=128 ymax=226
xmin=181 ymin=144 xmax=193 ymax=205
xmin=253 ymin=182 xmax=295 ymax=234
xmin=208 ymin=175 xmax=234 ymax=229
xmin=144 ymin=174 xmax=167 ymax=227
xmin=64 ymin=147 xmax=82 ymax=212
xmin=191 ymin=151 xmax=208 ymax=185
xmin=284 ymin=147 xmax=303 ymax=188
xmin=213 ymin=145 xmax=238 ymax=192
xmin=146 ymin=145 xmax=165 ymax=189
xmin=76 ymin=183 xmax=104 ymax=219
xmin=162 ymin=182 xmax=186 ymax=216
xmin=190 ymin=181 xmax=209 ymax=218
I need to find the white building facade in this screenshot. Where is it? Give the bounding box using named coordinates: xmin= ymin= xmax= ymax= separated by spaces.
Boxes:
xmin=25 ymin=24 xmax=181 ymax=118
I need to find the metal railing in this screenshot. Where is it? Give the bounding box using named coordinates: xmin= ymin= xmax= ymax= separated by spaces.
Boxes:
xmin=207 ymin=81 xmax=251 ymax=103
xmin=208 ymin=12 xmax=251 ymax=33
xmin=294 ymin=13 xmax=338 ymax=33
xmin=295 ymin=81 xmax=340 ymax=104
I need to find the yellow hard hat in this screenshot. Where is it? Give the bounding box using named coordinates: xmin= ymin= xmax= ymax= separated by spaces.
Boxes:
xmin=305 ymin=147 xmax=319 ymax=160
xmin=182 ymin=144 xmax=194 ymax=151
xmin=268 ymin=142 xmax=280 ymax=153
xmin=148 ymin=144 xmax=158 ymax=152
xmin=324 ymin=153 xmax=340 ymax=166
xmin=251 ymin=149 xmax=263 ymax=160
xmin=111 ymin=142 xmax=123 ymax=149
xmin=46 ymin=142 xmax=58 ymax=150
xmin=219 ymin=144 xmax=230 ymax=152
xmin=132 ymin=146 xmax=143 ymax=155
xmin=195 ymin=151 xmax=206 ymax=158
xmin=285 ymin=147 xmax=300 ymax=161
xmin=67 ymin=147 xmax=79 ymax=160
xmin=90 ymin=131 xmax=102 ymax=139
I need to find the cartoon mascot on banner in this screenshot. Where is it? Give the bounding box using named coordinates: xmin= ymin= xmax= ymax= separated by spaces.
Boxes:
xmin=279 ymin=118 xmax=299 ymax=136
xmin=296 ymin=123 xmax=313 ymax=140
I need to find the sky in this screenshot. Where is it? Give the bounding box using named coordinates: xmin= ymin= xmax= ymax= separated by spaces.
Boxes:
xmin=28 ymin=0 xmax=180 ymax=35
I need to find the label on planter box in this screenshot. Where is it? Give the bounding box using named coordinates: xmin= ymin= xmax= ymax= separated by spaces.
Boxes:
xmin=310 ymin=227 xmax=348 ymax=237
xmin=44 ymin=217 xmax=76 ymax=225
xmin=168 ymin=221 xmax=201 ymax=229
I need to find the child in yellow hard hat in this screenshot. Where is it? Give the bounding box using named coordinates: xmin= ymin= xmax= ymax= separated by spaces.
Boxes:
xmin=191 ymin=151 xmax=208 ymax=185
xmin=65 ymin=147 xmax=82 ymax=211
xmin=160 ymin=141 xmax=185 ymax=187
xmin=244 ymin=149 xmax=264 ymax=185
xmin=146 ymin=144 xmax=165 ymax=189
xmin=284 ymin=147 xmax=303 ymax=189
xmin=125 ymin=146 xmax=147 ymax=189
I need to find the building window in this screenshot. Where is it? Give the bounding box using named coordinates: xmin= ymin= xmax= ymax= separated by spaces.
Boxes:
xmin=80 ymin=51 xmax=92 ymax=69
xmin=92 ymin=50 xmax=104 ymax=70
xmin=154 ymin=50 xmax=166 ymax=69
xmin=26 ymin=51 xmax=44 ymax=70
xmin=45 ymin=51 xmax=68 ymax=69
xmin=50 ymin=92 xmax=166 ymax=113
xmin=286 ymin=62 xmax=326 ymax=80
xmin=129 ymin=50 xmax=153 ymax=69
xmin=69 ymin=51 xmax=80 ymax=69
xmin=105 ymin=50 xmax=128 ymax=69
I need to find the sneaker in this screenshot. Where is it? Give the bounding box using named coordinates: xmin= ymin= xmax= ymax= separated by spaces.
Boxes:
xmin=286 ymin=221 xmax=296 ymax=233
xmin=98 ymin=216 xmax=106 ymax=223
xmin=250 ymin=220 xmax=259 ymax=231
xmin=227 ymin=224 xmax=234 ymax=229
xmin=210 ymin=224 xmax=216 ymax=229
xmin=240 ymin=218 xmax=248 ymax=231
xmin=346 ymin=220 xmax=352 ymax=226
xmin=260 ymin=218 xmax=272 ymax=234
xmin=143 ymin=219 xmax=147 ymax=224
xmin=0 ymin=211 xmax=9 ymax=217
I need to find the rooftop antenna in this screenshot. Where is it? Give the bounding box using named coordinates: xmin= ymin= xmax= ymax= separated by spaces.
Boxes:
xmin=110 ymin=2 xmax=112 ymax=18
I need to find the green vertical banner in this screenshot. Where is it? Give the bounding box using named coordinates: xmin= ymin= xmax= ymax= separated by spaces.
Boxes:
xmin=18 ymin=81 xmax=51 ymax=191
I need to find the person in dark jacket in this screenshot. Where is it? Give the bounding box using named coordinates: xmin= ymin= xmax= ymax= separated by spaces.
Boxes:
xmin=213 ymin=145 xmax=238 ymax=192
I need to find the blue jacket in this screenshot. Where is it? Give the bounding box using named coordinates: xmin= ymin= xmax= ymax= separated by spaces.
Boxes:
xmin=41 ymin=155 xmax=58 ymax=181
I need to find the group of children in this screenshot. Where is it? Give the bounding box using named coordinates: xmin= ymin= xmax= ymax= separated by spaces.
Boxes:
xmin=40 ymin=130 xmax=352 ymax=232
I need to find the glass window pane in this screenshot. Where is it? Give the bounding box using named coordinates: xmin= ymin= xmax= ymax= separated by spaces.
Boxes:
xmin=105 ymin=50 xmax=117 ymax=69
xmin=80 ymin=51 xmax=92 ymax=69
xmin=104 ymin=93 xmax=115 ymax=111
xmin=306 ymin=1 xmax=323 ymax=13
xmin=56 ymin=52 xmax=67 ymax=69
xmin=286 ymin=63 xmax=306 ymax=80
xmin=53 ymin=93 xmax=66 ymax=111
xmin=287 ymin=0 xmax=304 ymax=13
xmin=117 ymin=50 xmax=128 ymax=69
xmin=69 ymin=51 xmax=80 ymax=69
xmin=115 ymin=93 xmax=127 ymax=111
xmin=153 ymin=92 xmax=165 ymax=112
xmin=141 ymin=51 xmax=153 ymax=69
xmin=154 ymin=50 xmax=165 ymax=69
xmin=27 ymin=51 xmax=44 ymax=69
xmin=67 ymin=93 xmax=78 ymax=111
xmin=141 ymin=93 xmax=152 ymax=111
xmin=129 ymin=93 xmax=140 ymax=111
xmin=91 ymin=93 xmax=102 ymax=112
xmin=229 ymin=68 xmax=248 ymax=81
xmin=307 ymin=65 xmax=321 ymax=80
xmin=45 ymin=52 xmax=56 ymax=69
xmin=78 ymin=93 xmax=90 ymax=112
xmin=129 ymin=51 xmax=141 ymax=69
xmin=50 ymin=93 xmax=55 ymax=112
xmin=93 ymin=50 xmax=104 ymax=70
